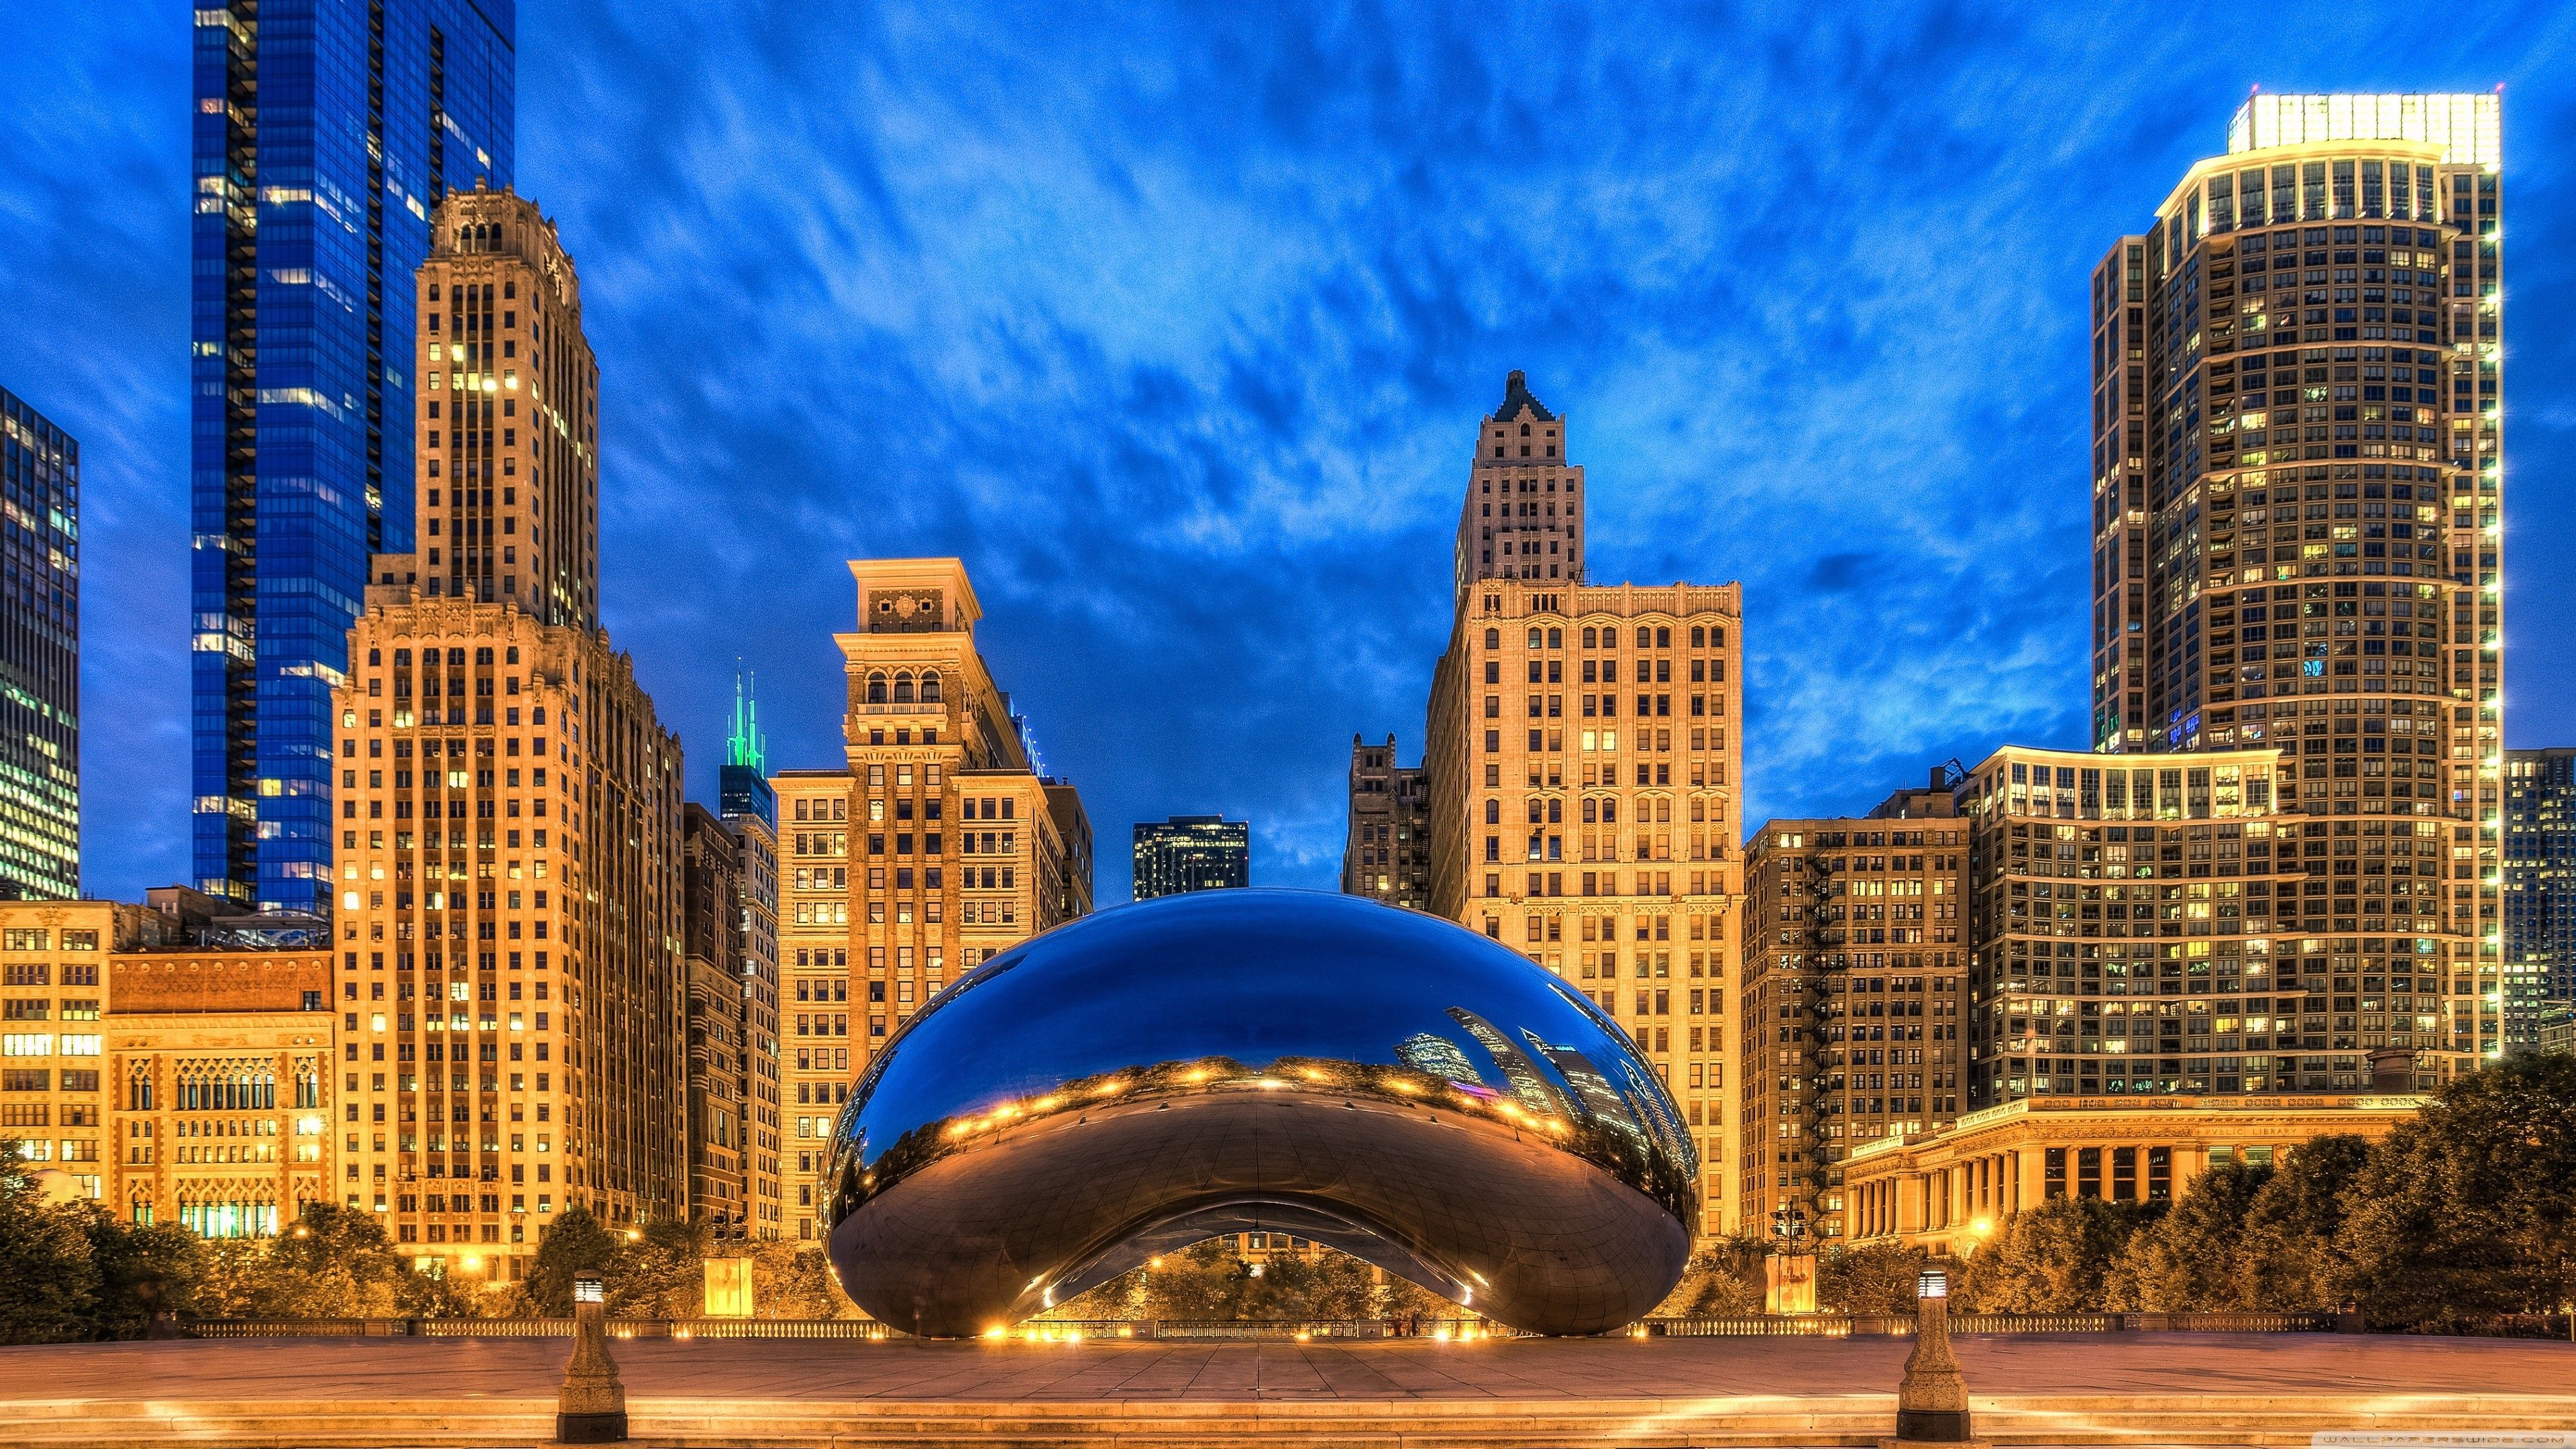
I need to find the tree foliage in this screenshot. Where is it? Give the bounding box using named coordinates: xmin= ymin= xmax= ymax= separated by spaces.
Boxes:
xmin=2107 ymin=1162 xmax=2271 ymax=1311
xmin=1817 ymin=1241 xmax=1926 ymax=1315
xmin=2235 ymin=1134 xmax=2371 ymax=1310
xmin=2338 ymin=1055 xmax=2576 ymax=1328
xmin=1957 ymin=1197 xmax=2151 ymax=1312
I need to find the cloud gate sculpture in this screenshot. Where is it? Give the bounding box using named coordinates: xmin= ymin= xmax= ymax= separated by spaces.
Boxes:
xmin=821 ymin=890 xmax=1697 ymax=1337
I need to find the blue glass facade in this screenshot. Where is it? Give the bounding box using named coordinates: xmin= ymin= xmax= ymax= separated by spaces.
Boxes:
xmin=190 ymin=0 xmax=513 ymax=911
xmin=0 ymin=386 xmax=80 ymax=901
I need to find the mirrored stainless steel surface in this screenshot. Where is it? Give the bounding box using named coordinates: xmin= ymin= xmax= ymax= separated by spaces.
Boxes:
xmin=822 ymin=890 xmax=1696 ymax=1336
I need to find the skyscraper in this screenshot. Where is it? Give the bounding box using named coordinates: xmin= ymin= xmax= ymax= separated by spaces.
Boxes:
xmin=1341 ymin=734 xmax=1430 ymax=909
xmin=1131 ymin=816 xmax=1249 ymax=900
xmin=716 ymin=670 xmax=783 ymax=1236
xmin=2086 ymin=92 xmax=2504 ymax=1064
xmin=1741 ymin=771 xmax=1967 ymax=1244
xmin=1425 ymin=372 xmax=1744 ymax=1237
xmin=1452 ymin=369 xmax=1584 ymax=604
xmin=333 ymin=188 xmax=688 ymax=1278
xmin=769 ymin=557 xmax=1091 ymax=1242
xmin=191 ymin=1 xmax=515 ymax=912
xmin=2504 ymin=749 xmax=2576 ymax=1050
xmin=0 ymin=386 xmax=80 ymax=901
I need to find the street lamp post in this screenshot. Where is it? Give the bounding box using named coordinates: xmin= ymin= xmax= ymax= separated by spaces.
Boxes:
xmin=556 ymin=1275 xmax=627 ymax=1444
xmin=1884 ymin=1269 xmax=1985 ymax=1449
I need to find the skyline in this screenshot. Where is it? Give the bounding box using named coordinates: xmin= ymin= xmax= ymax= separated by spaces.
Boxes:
xmin=7 ymin=7 xmax=2575 ymax=905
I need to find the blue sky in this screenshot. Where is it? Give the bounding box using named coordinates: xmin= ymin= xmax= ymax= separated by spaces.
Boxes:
xmin=6 ymin=3 xmax=2573 ymax=905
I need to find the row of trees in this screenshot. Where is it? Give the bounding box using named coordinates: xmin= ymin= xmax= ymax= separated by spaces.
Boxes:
xmin=0 ymin=1152 xmax=861 ymax=1344
xmin=8 ymin=1055 xmax=2564 ymax=1340
xmin=1809 ymin=1053 xmax=2576 ymax=1328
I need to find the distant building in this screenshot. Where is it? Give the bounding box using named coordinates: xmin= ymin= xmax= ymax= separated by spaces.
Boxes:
xmin=1340 ymin=735 xmax=1429 ymax=909
xmin=715 ymin=674 xmax=784 ymax=1238
xmin=2505 ymin=749 xmax=2576 ymax=1051
xmin=1741 ymin=769 xmax=1968 ymax=1244
xmin=0 ymin=386 xmax=79 ymax=902
xmin=1131 ymin=816 xmax=1250 ymax=901
xmin=682 ymin=804 xmax=756 ymax=1237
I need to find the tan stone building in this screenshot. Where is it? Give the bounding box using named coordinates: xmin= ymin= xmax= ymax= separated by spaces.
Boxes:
xmin=1341 ymin=734 xmax=1430 ymax=910
xmin=772 ymin=559 xmax=1093 ymax=1242
xmin=2 ymin=897 xmax=335 ymax=1236
xmin=1740 ymin=773 xmax=1968 ymax=1245
xmin=331 ymin=187 xmax=690 ymax=1279
xmin=1843 ymin=1092 xmax=2422 ymax=1257
xmin=2088 ymin=94 xmax=2505 ymax=1061
xmin=682 ymin=803 xmax=773 ymax=1237
xmin=1424 ymin=373 xmax=1745 ymax=1238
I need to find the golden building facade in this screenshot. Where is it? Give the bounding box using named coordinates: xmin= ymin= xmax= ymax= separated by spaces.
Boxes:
xmin=1424 ymin=374 xmax=1744 ymax=1237
xmin=332 ymin=188 xmax=690 ymax=1279
xmin=1843 ymin=1092 xmax=2422 ymax=1257
xmin=1739 ymin=775 xmax=1967 ymax=1244
xmin=773 ymin=559 xmax=1092 ymax=1242
xmin=3 ymin=898 xmax=335 ymax=1236
xmin=2087 ymin=94 xmax=2504 ymax=1062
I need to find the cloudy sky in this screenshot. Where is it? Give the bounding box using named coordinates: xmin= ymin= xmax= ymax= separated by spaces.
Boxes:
xmin=7 ymin=3 xmax=2573 ymax=904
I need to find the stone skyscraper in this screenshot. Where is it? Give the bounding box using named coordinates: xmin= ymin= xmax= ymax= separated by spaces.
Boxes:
xmin=2087 ymin=92 xmax=2504 ymax=1065
xmin=0 ymin=386 xmax=80 ymax=901
xmin=191 ymin=1 xmax=514 ymax=912
xmin=1426 ymin=372 xmax=1743 ymax=1237
xmin=771 ymin=558 xmax=1091 ymax=1242
xmin=1341 ymin=735 xmax=1430 ymax=910
xmin=331 ymin=189 xmax=688 ymax=1279
xmin=1452 ymin=370 xmax=1584 ymax=602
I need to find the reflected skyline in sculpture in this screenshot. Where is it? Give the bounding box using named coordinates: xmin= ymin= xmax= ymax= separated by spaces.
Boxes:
xmin=821 ymin=891 xmax=1696 ymax=1337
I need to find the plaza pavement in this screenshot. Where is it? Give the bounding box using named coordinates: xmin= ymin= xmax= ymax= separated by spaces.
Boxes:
xmin=1 ymin=1332 xmax=2572 ymax=1446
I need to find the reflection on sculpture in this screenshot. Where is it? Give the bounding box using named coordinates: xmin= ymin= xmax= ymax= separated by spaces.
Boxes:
xmin=821 ymin=890 xmax=1696 ymax=1336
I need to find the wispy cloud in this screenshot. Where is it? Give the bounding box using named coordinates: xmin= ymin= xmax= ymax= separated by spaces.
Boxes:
xmin=8 ymin=1 xmax=2575 ymax=902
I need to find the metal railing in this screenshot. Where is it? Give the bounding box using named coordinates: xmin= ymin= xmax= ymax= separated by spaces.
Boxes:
xmin=184 ymin=1309 xmax=2345 ymax=1341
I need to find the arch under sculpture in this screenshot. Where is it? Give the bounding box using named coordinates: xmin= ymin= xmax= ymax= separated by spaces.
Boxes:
xmin=822 ymin=890 xmax=1697 ymax=1337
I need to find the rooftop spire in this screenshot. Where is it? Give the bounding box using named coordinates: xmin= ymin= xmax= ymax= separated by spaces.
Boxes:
xmin=727 ymin=661 xmax=765 ymax=773
xmin=1490 ymin=368 xmax=1556 ymax=423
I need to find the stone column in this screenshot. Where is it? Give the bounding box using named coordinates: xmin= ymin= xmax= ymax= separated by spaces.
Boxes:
xmin=1886 ymin=1270 xmax=1986 ymax=1448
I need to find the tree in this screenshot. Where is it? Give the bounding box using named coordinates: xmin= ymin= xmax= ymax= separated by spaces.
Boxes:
xmin=236 ymin=1202 xmax=421 ymax=1318
xmin=1650 ymin=1245 xmax=1762 ymax=1317
xmin=606 ymin=1218 xmax=709 ymax=1318
xmin=2339 ymin=1054 xmax=2576 ymax=1328
xmin=748 ymin=1240 xmax=861 ymax=1320
xmin=523 ymin=1204 xmax=623 ymax=1316
xmin=2237 ymin=1134 xmax=2371 ymax=1309
xmin=0 ymin=1148 xmax=100 ymax=1344
xmin=80 ymin=1212 xmax=209 ymax=1338
xmin=2106 ymin=1162 xmax=2270 ymax=1311
xmin=1818 ymin=1241 xmax=1927 ymax=1315
xmin=1957 ymin=1197 xmax=2144 ymax=1312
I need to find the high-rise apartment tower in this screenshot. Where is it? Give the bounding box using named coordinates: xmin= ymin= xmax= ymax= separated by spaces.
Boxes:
xmin=0 ymin=386 xmax=80 ymax=901
xmin=1426 ymin=372 xmax=1744 ymax=1237
xmin=1740 ymin=772 xmax=1968 ymax=1244
xmin=2504 ymin=749 xmax=2576 ymax=1049
xmin=2087 ymin=92 xmax=2504 ymax=1064
xmin=191 ymin=1 xmax=515 ymax=912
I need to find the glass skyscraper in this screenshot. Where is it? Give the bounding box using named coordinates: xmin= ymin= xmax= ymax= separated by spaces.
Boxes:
xmin=189 ymin=1 xmax=514 ymax=912
xmin=0 ymin=386 xmax=80 ymax=901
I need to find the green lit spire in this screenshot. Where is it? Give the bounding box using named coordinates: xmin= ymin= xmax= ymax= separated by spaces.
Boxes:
xmin=727 ymin=662 xmax=765 ymax=773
